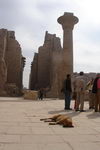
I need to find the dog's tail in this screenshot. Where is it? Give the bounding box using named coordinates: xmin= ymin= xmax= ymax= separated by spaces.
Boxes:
xmin=40 ymin=118 xmax=45 ymax=121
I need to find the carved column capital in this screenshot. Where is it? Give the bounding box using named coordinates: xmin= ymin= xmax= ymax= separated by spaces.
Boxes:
xmin=57 ymin=12 xmax=79 ymax=30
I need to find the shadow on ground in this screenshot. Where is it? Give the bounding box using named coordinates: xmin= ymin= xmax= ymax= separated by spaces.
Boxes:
xmin=87 ymin=112 xmax=100 ymax=119
xmin=48 ymin=109 xmax=81 ymax=118
xmin=0 ymin=99 xmax=34 ymax=102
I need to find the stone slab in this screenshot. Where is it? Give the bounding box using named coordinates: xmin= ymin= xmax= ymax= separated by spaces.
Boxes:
xmin=24 ymin=90 xmax=38 ymax=100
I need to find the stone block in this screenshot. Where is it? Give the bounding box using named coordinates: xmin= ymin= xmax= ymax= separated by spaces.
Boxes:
xmin=24 ymin=90 xmax=38 ymax=100
xmin=5 ymin=83 xmax=19 ymax=97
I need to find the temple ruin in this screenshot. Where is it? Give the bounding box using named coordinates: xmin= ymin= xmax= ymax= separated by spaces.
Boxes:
xmin=29 ymin=31 xmax=62 ymax=93
xmin=0 ymin=28 xmax=25 ymax=96
xmin=29 ymin=12 xmax=79 ymax=98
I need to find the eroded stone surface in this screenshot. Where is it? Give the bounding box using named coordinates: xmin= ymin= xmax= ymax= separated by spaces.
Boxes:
xmin=0 ymin=28 xmax=25 ymax=96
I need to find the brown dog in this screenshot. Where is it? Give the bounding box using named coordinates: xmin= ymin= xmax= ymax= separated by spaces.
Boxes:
xmin=40 ymin=114 xmax=74 ymax=127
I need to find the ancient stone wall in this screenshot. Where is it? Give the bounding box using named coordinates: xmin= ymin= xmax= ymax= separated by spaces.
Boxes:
xmin=5 ymin=31 xmax=22 ymax=89
xmin=0 ymin=28 xmax=25 ymax=96
xmin=0 ymin=29 xmax=8 ymax=95
xmin=29 ymin=53 xmax=38 ymax=90
xmin=47 ymin=50 xmax=63 ymax=97
xmin=30 ymin=31 xmax=62 ymax=92
xmin=37 ymin=45 xmax=51 ymax=88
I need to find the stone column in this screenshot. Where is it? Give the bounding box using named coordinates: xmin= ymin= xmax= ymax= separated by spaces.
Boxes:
xmin=57 ymin=12 xmax=79 ymax=74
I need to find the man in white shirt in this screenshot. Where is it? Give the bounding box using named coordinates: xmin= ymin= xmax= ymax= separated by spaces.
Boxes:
xmin=73 ymin=72 xmax=86 ymax=112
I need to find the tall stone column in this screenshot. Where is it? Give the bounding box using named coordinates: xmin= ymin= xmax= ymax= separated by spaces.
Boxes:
xmin=57 ymin=12 xmax=79 ymax=74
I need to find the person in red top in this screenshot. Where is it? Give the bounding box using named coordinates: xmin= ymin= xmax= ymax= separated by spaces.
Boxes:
xmin=97 ymin=74 xmax=100 ymax=112
xmin=97 ymin=77 xmax=100 ymax=88
xmin=92 ymin=73 xmax=100 ymax=112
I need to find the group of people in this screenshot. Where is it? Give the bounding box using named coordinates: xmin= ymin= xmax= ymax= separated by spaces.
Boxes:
xmin=62 ymin=72 xmax=100 ymax=112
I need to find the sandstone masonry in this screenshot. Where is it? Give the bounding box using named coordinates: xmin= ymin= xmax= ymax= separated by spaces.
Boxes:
xmin=0 ymin=28 xmax=25 ymax=96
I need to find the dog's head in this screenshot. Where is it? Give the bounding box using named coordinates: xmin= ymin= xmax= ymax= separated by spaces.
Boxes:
xmin=63 ymin=119 xmax=74 ymax=128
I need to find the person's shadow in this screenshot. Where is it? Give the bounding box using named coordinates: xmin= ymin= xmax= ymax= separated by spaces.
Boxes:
xmin=87 ymin=111 xmax=100 ymax=119
xmin=48 ymin=109 xmax=81 ymax=118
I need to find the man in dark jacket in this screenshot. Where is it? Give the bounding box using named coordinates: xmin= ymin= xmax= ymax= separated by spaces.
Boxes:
xmin=63 ymin=74 xmax=72 ymax=110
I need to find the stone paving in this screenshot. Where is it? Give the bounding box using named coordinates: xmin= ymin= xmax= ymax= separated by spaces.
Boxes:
xmin=0 ymin=97 xmax=100 ymax=150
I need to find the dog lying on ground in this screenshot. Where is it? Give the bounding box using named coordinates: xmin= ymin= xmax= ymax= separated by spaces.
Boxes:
xmin=40 ymin=114 xmax=74 ymax=127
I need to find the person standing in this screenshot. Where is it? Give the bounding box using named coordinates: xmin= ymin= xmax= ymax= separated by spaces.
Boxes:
xmin=92 ymin=73 xmax=100 ymax=112
xmin=38 ymin=88 xmax=44 ymax=100
xmin=63 ymin=74 xmax=72 ymax=110
xmin=73 ymin=71 xmax=86 ymax=112
xmin=86 ymin=78 xmax=94 ymax=109
xmin=97 ymin=74 xmax=100 ymax=112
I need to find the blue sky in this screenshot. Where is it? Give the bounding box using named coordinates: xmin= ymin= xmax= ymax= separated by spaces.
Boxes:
xmin=0 ymin=0 xmax=100 ymax=87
